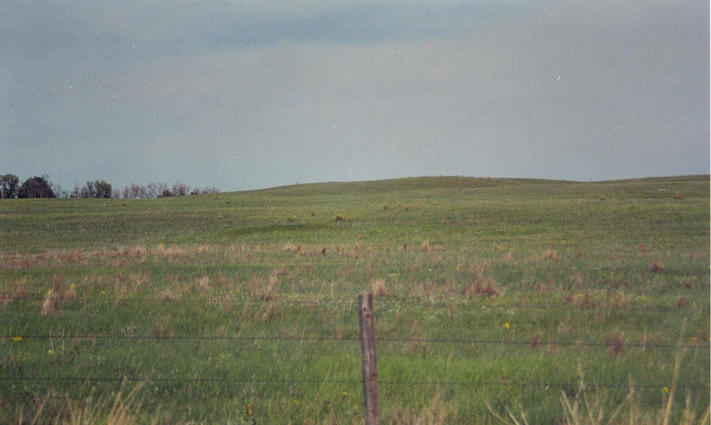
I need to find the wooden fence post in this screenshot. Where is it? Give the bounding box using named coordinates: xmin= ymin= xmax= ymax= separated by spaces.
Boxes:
xmin=359 ymin=293 xmax=380 ymax=425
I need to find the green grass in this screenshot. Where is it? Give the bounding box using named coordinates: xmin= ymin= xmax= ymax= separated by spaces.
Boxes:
xmin=1 ymin=175 xmax=708 ymax=424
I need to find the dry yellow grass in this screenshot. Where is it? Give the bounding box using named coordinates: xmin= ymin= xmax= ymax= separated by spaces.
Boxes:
xmin=387 ymin=393 xmax=454 ymax=425
xmin=197 ymin=275 xmax=210 ymax=289
xmin=40 ymin=275 xmax=76 ymax=316
xmin=17 ymin=383 xmax=150 ymax=425
xmin=373 ymin=279 xmax=387 ymax=297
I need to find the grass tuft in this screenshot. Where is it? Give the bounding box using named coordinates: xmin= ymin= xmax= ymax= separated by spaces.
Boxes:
xmin=373 ymin=279 xmax=387 ymax=297
xmin=17 ymin=383 xmax=148 ymax=425
xmin=606 ymin=332 xmax=625 ymax=356
xmin=650 ymin=261 xmax=665 ymax=273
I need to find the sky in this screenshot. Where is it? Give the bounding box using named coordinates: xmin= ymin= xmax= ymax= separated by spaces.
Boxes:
xmin=1 ymin=0 xmax=708 ymax=192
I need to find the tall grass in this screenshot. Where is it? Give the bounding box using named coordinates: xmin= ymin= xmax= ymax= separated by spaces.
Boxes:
xmin=489 ymin=378 xmax=709 ymax=425
xmin=489 ymin=323 xmax=711 ymax=425
xmin=17 ymin=383 xmax=149 ymax=425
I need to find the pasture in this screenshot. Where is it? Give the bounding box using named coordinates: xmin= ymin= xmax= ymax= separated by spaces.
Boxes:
xmin=1 ymin=176 xmax=709 ymax=424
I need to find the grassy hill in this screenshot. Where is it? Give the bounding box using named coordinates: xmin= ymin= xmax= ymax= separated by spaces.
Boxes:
xmin=1 ymin=175 xmax=709 ymax=423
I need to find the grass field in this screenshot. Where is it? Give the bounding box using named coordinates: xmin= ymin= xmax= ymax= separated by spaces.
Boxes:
xmin=1 ymin=175 xmax=709 ymax=424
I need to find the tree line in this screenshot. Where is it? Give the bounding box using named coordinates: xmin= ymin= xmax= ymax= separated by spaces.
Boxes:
xmin=0 ymin=173 xmax=219 ymax=199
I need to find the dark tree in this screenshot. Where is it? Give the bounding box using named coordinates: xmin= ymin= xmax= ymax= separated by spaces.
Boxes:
xmin=18 ymin=176 xmax=56 ymax=198
xmin=94 ymin=180 xmax=112 ymax=198
xmin=0 ymin=173 xmax=19 ymax=199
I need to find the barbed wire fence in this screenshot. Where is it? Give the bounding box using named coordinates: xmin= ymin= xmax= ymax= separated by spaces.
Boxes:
xmin=2 ymin=293 xmax=709 ymax=421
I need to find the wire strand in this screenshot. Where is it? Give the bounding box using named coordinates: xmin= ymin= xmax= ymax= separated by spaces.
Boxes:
xmin=1 ymin=295 xmax=705 ymax=313
xmin=2 ymin=376 xmax=707 ymax=391
xmin=2 ymin=334 xmax=707 ymax=350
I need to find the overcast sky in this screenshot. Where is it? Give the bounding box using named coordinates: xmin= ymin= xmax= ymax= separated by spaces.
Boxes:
xmin=1 ymin=0 xmax=708 ymax=191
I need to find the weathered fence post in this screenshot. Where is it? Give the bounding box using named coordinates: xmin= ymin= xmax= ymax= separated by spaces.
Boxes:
xmin=359 ymin=293 xmax=380 ymax=425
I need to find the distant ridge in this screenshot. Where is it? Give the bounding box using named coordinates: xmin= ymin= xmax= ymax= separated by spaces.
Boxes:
xmin=234 ymin=175 xmax=708 ymax=196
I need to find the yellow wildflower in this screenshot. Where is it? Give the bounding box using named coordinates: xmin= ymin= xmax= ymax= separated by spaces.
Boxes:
xmin=662 ymin=386 xmax=669 ymax=393
xmin=504 ymin=322 xmax=510 ymax=329
xmin=12 ymin=336 xmax=23 ymax=342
